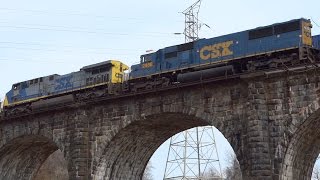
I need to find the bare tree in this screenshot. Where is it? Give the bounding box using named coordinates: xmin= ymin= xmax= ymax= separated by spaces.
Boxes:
xmin=224 ymin=153 xmax=242 ymax=180
xmin=313 ymin=165 xmax=320 ymax=180
xmin=143 ymin=161 xmax=153 ymax=180
xmin=203 ymin=168 xmax=224 ymax=179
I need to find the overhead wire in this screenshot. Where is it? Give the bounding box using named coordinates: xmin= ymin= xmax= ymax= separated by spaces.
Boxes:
xmin=0 ymin=7 xmax=184 ymax=64
xmin=0 ymin=56 xmax=136 ymax=64
xmin=0 ymin=58 xmax=66 ymax=64
xmin=0 ymin=46 xmax=139 ymax=56
xmin=0 ymin=7 xmax=184 ymax=37
xmin=0 ymin=41 xmax=144 ymax=52
xmin=0 ymin=8 xmax=147 ymax=21
xmin=0 ymin=7 xmax=185 ymax=44
xmin=0 ymin=7 xmax=183 ymax=23
xmin=0 ymin=24 xmax=174 ymax=37
xmin=0 ymin=8 xmax=183 ymax=39
xmin=0 ymin=21 xmax=173 ymax=36
xmin=311 ymin=18 xmax=320 ymax=29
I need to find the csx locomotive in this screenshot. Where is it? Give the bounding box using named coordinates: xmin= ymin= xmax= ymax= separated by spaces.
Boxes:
xmin=130 ymin=18 xmax=314 ymax=82
xmin=2 ymin=60 xmax=129 ymax=114
xmin=2 ymin=18 xmax=320 ymax=116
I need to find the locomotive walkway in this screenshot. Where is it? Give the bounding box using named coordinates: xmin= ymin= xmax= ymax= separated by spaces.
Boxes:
xmin=1 ymin=63 xmax=320 ymax=179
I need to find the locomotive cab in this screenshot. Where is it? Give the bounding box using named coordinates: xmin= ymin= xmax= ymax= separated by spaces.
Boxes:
xmin=80 ymin=60 xmax=129 ymax=85
xmin=130 ymin=53 xmax=158 ymax=79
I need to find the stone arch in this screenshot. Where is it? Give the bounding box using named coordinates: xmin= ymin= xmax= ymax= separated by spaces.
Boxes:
xmin=34 ymin=149 xmax=69 ymax=180
xmin=0 ymin=121 xmax=69 ymax=180
xmin=0 ymin=135 xmax=60 ymax=179
xmin=280 ymin=109 xmax=320 ymax=179
xmin=92 ymin=111 xmax=241 ymax=180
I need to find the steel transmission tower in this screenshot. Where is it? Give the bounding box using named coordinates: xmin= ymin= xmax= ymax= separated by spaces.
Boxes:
xmin=163 ymin=1 xmax=222 ymax=179
xmin=163 ymin=127 xmax=223 ymax=179
xmin=182 ymin=0 xmax=202 ymax=42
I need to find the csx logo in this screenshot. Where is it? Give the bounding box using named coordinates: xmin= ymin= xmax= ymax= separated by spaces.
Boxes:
xmin=200 ymin=41 xmax=233 ymax=60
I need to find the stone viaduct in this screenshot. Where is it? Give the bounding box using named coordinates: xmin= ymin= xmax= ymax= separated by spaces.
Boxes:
xmin=0 ymin=67 xmax=320 ymax=180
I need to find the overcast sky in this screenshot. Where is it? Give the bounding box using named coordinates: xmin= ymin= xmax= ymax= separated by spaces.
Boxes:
xmin=1 ymin=0 xmax=320 ymax=179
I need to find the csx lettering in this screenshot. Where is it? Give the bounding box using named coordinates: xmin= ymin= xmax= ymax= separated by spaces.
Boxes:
xmin=200 ymin=41 xmax=233 ymax=60
xmin=142 ymin=61 xmax=153 ymax=68
xmin=55 ymin=75 xmax=73 ymax=90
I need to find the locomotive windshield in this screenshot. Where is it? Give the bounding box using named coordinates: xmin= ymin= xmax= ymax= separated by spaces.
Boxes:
xmin=140 ymin=54 xmax=152 ymax=63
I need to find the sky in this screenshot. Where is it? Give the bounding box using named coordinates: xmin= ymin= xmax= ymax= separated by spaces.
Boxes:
xmin=1 ymin=0 xmax=320 ymax=179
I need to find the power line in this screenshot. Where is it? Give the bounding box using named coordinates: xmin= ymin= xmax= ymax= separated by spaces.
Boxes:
xmin=0 ymin=58 xmax=66 ymax=64
xmin=311 ymin=18 xmax=320 ymax=29
xmin=0 ymin=41 xmax=142 ymax=52
xmin=0 ymin=8 xmax=184 ymax=23
xmin=0 ymin=42 xmax=141 ymax=53
xmin=0 ymin=25 xmax=174 ymax=37
xmin=0 ymin=57 xmax=134 ymax=64
xmin=0 ymin=46 xmax=139 ymax=56
xmin=0 ymin=8 xmax=145 ymax=21
xmin=0 ymin=21 xmax=172 ymax=36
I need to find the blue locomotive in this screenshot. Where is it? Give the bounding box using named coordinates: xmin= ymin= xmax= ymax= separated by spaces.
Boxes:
xmin=3 ymin=61 xmax=128 ymax=112
xmin=130 ymin=18 xmax=313 ymax=84
xmin=2 ymin=18 xmax=318 ymax=115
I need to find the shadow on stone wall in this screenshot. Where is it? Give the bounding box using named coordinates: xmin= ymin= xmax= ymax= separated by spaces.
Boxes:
xmin=34 ymin=150 xmax=68 ymax=180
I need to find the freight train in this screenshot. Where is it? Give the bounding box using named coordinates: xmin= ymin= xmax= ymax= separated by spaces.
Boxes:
xmin=1 ymin=18 xmax=320 ymax=117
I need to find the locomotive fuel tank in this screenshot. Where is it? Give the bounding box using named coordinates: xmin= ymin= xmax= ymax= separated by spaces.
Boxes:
xmin=177 ymin=65 xmax=234 ymax=83
xmin=31 ymin=94 xmax=74 ymax=110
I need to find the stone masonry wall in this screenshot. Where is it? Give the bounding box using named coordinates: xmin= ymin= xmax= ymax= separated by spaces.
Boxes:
xmin=0 ymin=69 xmax=320 ymax=179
